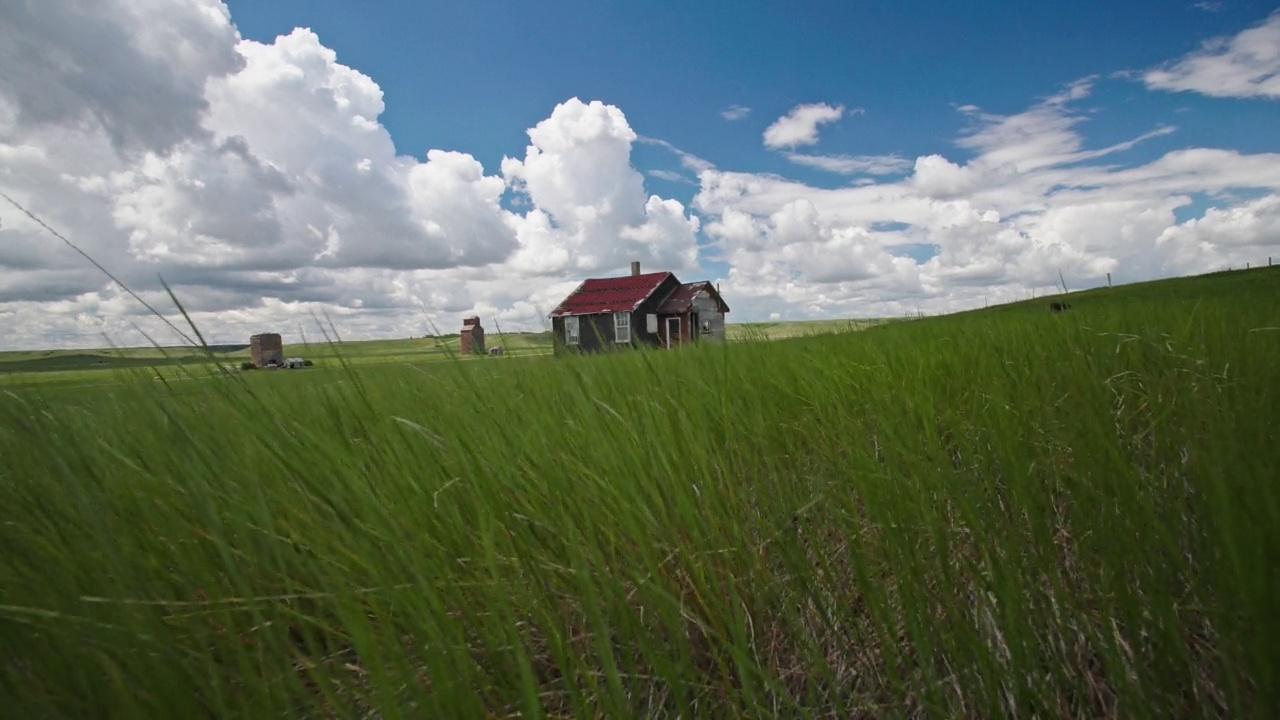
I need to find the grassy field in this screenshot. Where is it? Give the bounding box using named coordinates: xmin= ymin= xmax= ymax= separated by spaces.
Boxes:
xmin=0 ymin=319 xmax=892 ymax=390
xmin=0 ymin=319 xmax=889 ymax=379
xmin=1 ymin=267 xmax=1277 ymax=718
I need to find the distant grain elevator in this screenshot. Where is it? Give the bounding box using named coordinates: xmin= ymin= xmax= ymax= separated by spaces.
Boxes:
xmin=250 ymin=333 xmax=284 ymax=367
xmin=459 ymin=316 xmax=485 ymax=355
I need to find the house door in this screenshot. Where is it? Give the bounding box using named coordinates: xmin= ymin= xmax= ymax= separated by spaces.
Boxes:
xmin=665 ymin=316 xmax=680 ymax=348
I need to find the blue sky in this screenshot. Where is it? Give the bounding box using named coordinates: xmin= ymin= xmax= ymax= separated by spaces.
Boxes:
xmin=1 ymin=1 xmax=1278 ymax=347
xmin=220 ymin=0 xmax=1277 ymax=171
xmin=222 ymin=0 xmax=1280 ymax=284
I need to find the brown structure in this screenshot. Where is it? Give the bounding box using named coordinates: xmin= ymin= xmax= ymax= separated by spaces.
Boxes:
xmin=654 ymin=280 xmax=730 ymax=348
xmin=250 ymin=333 xmax=284 ymax=367
xmin=459 ymin=316 xmax=485 ymax=355
xmin=547 ymin=260 xmax=730 ymax=356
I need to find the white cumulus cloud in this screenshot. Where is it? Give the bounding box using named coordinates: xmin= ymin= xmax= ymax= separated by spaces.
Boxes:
xmin=0 ymin=2 xmax=701 ymax=349
xmin=763 ymin=103 xmax=848 ymax=149
xmin=500 ymin=97 xmax=700 ymax=277
xmin=694 ymin=76 xmax=1280 ymax=321
xmin=1156 ymin=194 xmax=1280 ymax=269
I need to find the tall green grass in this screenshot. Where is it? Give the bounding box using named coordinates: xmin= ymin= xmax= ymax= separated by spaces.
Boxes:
xmin=1 ymin=269 xmax=1277 ymax=718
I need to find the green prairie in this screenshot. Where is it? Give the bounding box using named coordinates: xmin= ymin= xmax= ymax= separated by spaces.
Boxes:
xmin=1 ymin=267 xmax=1277 ymax=718
xmin=0 ymin=318 xmax=891 ymax=381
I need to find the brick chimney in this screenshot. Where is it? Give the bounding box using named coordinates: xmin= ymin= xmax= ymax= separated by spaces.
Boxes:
xmin=631 ymin=260 xmax=640 ymax=276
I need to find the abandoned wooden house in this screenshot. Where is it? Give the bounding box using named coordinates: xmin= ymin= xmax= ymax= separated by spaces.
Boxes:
xmin=547 ymin=261 xmax=730 ymax=355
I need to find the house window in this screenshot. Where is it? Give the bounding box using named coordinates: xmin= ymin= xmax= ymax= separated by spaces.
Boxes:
xmin=614 ymin=312 xmax=631 ymax=343
xmin=565 ymin=315 xmax=580 ymax=345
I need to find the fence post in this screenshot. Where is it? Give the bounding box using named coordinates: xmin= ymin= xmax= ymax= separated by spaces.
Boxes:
xmin=1107 ymin=272 xmax=1112 ymax=288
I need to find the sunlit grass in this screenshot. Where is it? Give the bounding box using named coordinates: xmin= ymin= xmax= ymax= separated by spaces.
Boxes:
xmin=0 ymin=319 xmax=889 ymax=378
xmin=1 ymin=267 xmax=1277 ymax=718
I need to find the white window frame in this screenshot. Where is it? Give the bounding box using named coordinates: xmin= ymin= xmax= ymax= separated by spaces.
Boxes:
xmin=665 ymin=316 xmax=680 ymax=348
xmin=565 ymin=315 xmax=580 ymax=345
xmin=614 ymin=311 xmax=631 ymax=343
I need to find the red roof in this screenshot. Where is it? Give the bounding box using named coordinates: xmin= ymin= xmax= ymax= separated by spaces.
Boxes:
xmin=549 ymin=271 xmax=673 ymax=317
xmin=655 ymin=281 xmax=730 ymax=314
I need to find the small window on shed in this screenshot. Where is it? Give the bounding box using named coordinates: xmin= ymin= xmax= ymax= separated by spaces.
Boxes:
xmin=614 ymin=312 xmax=631 ymax=343
xmin=565 ymin=316 xmax=580 ymax=345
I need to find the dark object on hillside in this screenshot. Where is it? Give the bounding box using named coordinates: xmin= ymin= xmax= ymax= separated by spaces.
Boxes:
xmin=460 ymin=316 xmax=485 ymax=354
xmin=488 ymin=346 xmax=504 ymax=356
xmin=1050 ymin=301 xmax=1071 ymax=313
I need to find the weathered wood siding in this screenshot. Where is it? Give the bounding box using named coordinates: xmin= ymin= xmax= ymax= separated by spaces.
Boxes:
xmin=633 ymin=274 xmax=682 ymax=347
xmin=554 ymin=313 xmax=610 ymax=355
xmin=552 ymin=311 xmax=638 ymax=355
xmin=691 ymin=290 xmax=727 ymax=341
